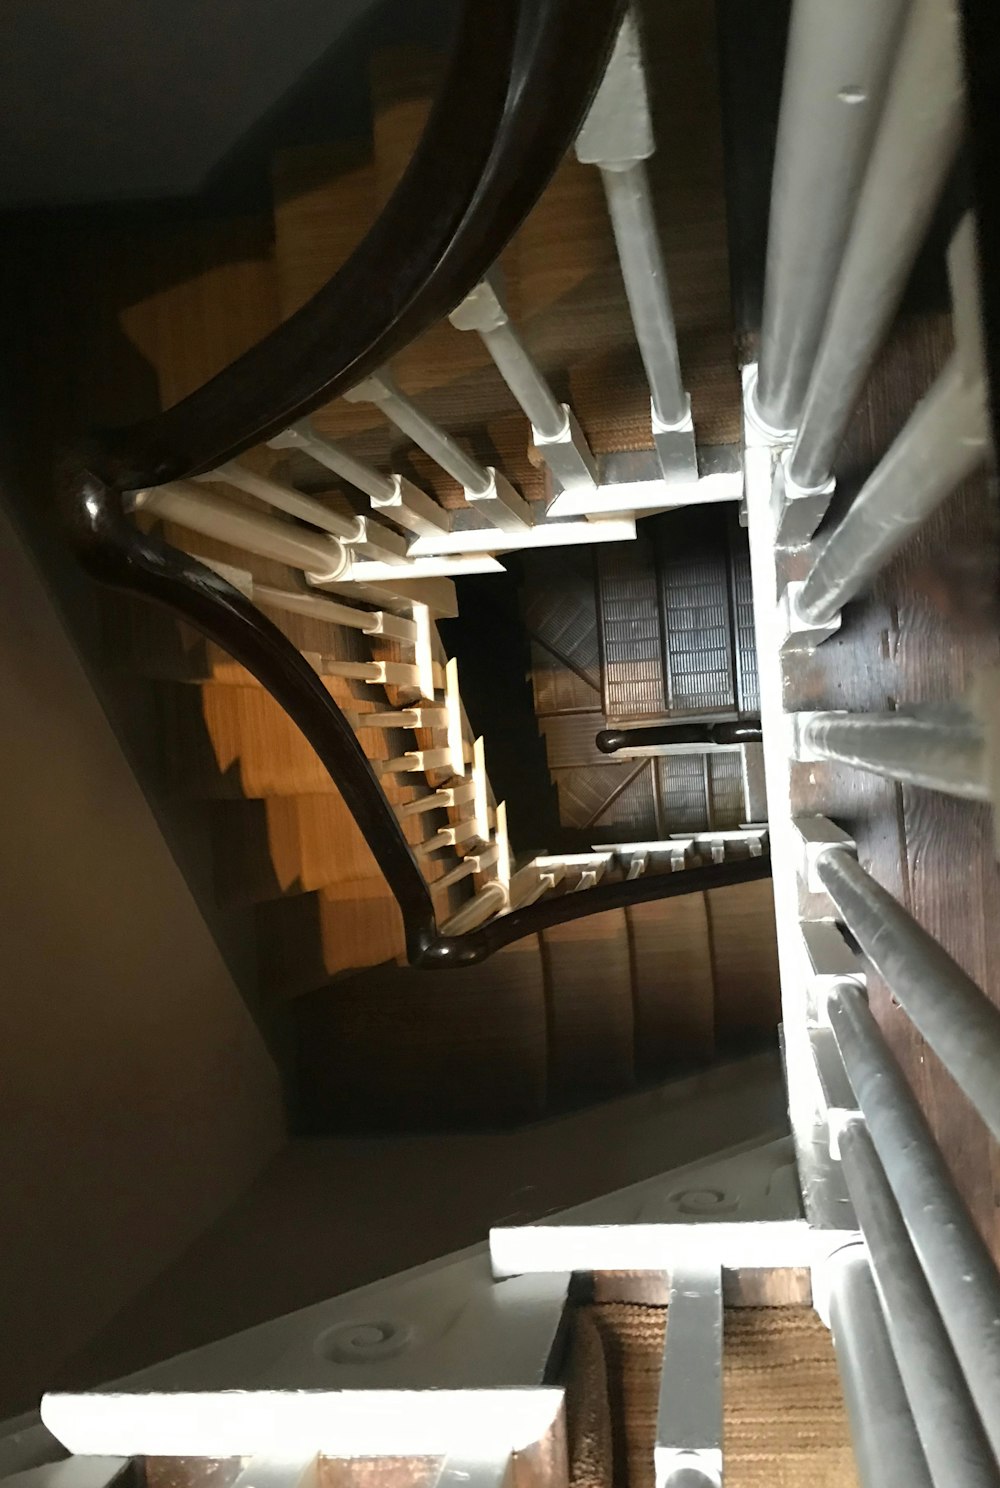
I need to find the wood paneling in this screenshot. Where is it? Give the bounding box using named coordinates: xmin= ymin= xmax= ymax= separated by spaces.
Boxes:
xmin=296 ymin=938 xmax=549 ymax=1129
xmin=542 ymin=910 xmax=636 ymax=1106
xmin=628 ymin=893 xmax=715 ymax=1073
xmin=706 ymin=879 xmax=782 ymax=1047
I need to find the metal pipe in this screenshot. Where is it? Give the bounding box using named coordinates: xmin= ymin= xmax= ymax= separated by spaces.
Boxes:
xmin=818 ymin=851 xmax=1000 ymax=1139
xmin=838 ymin=1126 xmax=1000 ymax=1488
xmin=754 ymin=0 xmax=911 ymax=432
xmin=133 ymin=482 xmax=350 ymax=580
xmin=480 ymin=323 xmax=566 ymax=439
xmin=827 ymin=982 xmax=1000 ymax=1461
xmin=600 ymin=163 xmax=688 ymax=429
xmin=826 ymin=1244 xmax=934 ymax=1488
xmin=799 ymin=710 xmax=987 ymax=800
xmin=789 ymin=0 xmax=966 ymax=488
xmin=799 ymin=356 xmax=989 ymax=625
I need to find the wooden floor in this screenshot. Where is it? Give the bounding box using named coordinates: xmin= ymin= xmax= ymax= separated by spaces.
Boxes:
xmin=783 ymin=311 xmax=1000 ymax=1254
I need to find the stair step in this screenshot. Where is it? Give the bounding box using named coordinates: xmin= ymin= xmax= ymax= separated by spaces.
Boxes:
xmin=162 ymin=680 xmax=453 ymax=798
xmin=210 ymin=794 xmax=387 ymax=905
xmin=118 ymin=214 xmax=280 ymax=411
xmin=256 ymin=878 xmax=407 ymax=993
xmin=294 ymin=935 xmax=548 ymax=1129
xmin=271 ymin=141 xmax=375 ymax=319
xmin=541 ymin=908 xmax=635 ymax=1108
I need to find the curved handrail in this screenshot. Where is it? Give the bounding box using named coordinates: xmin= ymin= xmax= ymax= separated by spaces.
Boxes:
xmin=597 ymin=720 xmax=764 ymax=754
xmin=63 ymin=0 xmax=774 ymax=969
xmin=88 ymin=0 xmax=629 ymax=491
xmin=67 ymin=465 xmax=771 ymax=970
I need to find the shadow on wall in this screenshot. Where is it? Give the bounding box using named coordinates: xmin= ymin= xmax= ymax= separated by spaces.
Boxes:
xmin=0 ymin=0 xmax=460 ymax=210
xmin=52 ymin=1053 xmax=790 ymax=1393
xmin=0 ymin=495 xmax=285 ymax=1421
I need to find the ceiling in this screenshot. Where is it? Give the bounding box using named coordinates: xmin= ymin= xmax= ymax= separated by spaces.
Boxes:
xmin=0 ymin=0 xmax=380 ymax=207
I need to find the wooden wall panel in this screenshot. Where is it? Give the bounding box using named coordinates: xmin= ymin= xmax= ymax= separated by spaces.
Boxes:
xmin=706 ymin=879 xmax=781 ymax=1047
xmin=629 ymin=893 xmax=715 ymax=1075
xmin=542 ymin=909 xmax=635 ymax=1106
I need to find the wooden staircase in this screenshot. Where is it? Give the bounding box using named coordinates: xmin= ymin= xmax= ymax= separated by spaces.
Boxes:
xmin=9 ymin=4 xmax=781 ymax=1130
xmin=295 ymin=873 xmax=780 ymax=1131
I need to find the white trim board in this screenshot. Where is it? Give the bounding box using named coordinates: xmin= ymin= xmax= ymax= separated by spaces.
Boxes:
xmin=490 ymin=1219 xmax=857 ymax=1278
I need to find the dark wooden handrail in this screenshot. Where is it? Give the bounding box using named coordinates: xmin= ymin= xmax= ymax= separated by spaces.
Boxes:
xmin=67 ymin=471 xmax=773 ymax=968
xmin=88 ymin=0 xmax=629 ymax=491
xmin=64 ymin=0 xmax=774 ymax=969
xmin=597 ymin=720 xmax=764 ymax=753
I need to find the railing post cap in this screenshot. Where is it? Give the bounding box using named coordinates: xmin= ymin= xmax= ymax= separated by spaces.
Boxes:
xmin=448 ymin=273 xmax=507 ymax=333
xmin=778 ymin=579 xmax=841 ymax=655
xmin=574 ymin=11 xmax=654 ymax=168
xmin=773 ymin=450 xmax=837 ymax=549
xmin=792 ymin=815 xmax=857 ymax=896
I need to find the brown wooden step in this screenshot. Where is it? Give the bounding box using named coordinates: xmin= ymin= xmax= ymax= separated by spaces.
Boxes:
xmin=295 ymin=935 xmax=548 ymax=1130
xmin=271 ymin=140 xmax=375 ymax=319
xmin=209 ymin=793 xmax=388 ymax=906
xmin=541 ymin=908 xmax=635 ymax=1108
xmin=256 ymin=878 xmax=407 ymax=993
xmin=161 ymin=680 xmax=408 ymax=798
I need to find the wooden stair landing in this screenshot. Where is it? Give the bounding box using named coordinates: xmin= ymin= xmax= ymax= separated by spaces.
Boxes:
xmin=296 ymin=877 xmax=780 ymax=1132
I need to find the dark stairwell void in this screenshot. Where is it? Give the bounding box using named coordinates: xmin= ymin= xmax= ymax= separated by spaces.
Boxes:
xmin=438 ymin=567 xmax=561 ymax=856
xmin=499 ymin=507 xmax=761 ymax=851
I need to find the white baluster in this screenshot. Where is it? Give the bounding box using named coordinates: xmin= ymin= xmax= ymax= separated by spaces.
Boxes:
xmin=396 ymin=778 xmax=477 ymax=819
xmin=786 ymin=0 xmax=967 ymax=500
xmin=576 ymin=11 xmax=696 ymax=484
xmin=435 ymin=841 xmax=500 ymax=892
xmin=374 ymin=747 xmax=455 ymax=777
xmin=131 ymin=482 xmax=349 ymax=582
xmin=781 ymin=229 xmax=988 ymax=649
xmin=790 ymin=707 xmax=988 ymax=801
xmin=355 ymin=706 xmax=450 ymax=730
xmin=655 ymin=1262 xmax=723 ymax=1488
xmin=444 ymin=658 xmax=467 ymax=777
xmin=439 ymin=879 xmax=509 ymax=935
xmin=751 ymin=0 xmax=911 ymax=435
xmin=450 ymin=272 xmax=597 ymax=492
xmin=252 ymin=582 xmax=416 ymax=643
xmin=418 ymin=818 xmax=483 ymax=856
xmin=197 ymin=459 xmax=365 ymax=541
xmin=345 ymin=371 xmax=534 ymax=532
xmin=270 ymin=419 xmax=451 ymax=537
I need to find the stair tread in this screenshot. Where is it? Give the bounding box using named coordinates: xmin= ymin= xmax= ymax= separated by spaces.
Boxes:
xmin=271 ymin=140 xmax=375 ymax=320
xmin=295 ymin=935 xmax=549 ymax=1129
